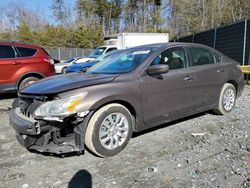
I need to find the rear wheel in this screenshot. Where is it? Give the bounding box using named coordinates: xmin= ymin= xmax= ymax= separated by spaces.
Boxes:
xmin=18 ymin=77 xmax=40 ymax=90
xmin=213 ymin=83 xmax=236 ymax=115
xmin=85 ymin=103 xmax=133 ymax=157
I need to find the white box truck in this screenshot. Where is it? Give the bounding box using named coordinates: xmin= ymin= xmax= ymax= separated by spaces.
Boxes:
xmin=80 ymin=33 xmax=169 ymax=62
xmin=104 ymin=33 xmax=169 ymax=49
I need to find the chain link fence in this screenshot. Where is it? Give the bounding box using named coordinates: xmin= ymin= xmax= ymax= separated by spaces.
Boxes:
xmin=45 ymin=48 xmax=93 ymax=60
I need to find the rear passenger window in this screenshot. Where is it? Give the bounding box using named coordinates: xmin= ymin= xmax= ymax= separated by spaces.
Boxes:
xmin=150 ymin=47 xmax=187 ymax=70
xmin=0 ymin=45 xmax=16 ymax=59
xmin=213 ymin=52 xmax=222 ymax=63
xmin=16 ymin=47 xmax=37 ymax=57
xmin=190 ymin=48 xmax=215 ymax=66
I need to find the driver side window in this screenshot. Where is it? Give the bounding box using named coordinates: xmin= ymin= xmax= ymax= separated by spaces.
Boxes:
xmin=150 ymin=47 xmax=187 ymax=70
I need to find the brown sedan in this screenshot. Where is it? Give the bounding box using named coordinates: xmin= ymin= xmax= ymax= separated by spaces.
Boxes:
xmin=10 ymin=43 xmax=244 ymax=157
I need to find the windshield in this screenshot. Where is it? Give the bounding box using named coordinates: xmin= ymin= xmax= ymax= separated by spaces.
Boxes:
xmin=89 ymin=47 xmax=106 ymax=58
xmin=86 ymin=48 xmax=152 ymax=74
xmin=94 ymin=50 xmax=119 ymax=62
xmin=64 ymin=58 xmax=76 ymax=64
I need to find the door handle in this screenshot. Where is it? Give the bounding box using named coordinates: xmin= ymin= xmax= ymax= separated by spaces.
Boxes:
xmin=217 ymin=69 xmax=225 ymax=73
xmin=184 ymin=75 xmax=194 ymax=81
xmin=12 ymin=61 xmax=22 ymax=65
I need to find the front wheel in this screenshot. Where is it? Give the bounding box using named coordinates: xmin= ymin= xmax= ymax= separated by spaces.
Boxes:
xmin=213 ymin=83 xmax=236 ymax=115
xmin=85 ymin=104 xmax=133 ymax=157
xmin=61 ymin=67 xmax=67 ymax=74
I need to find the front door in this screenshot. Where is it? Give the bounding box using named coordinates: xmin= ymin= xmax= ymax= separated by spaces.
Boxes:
xmin=140 ymin=47 xmax=199 ymax=128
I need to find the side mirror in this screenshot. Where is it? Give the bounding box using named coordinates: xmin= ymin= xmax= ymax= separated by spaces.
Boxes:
xmin=147 ymin=64 xmax=169 ymax=75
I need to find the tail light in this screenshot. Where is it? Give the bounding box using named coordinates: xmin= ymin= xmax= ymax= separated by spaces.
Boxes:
xmin=44 ymin=58 xmax=54 ymax=65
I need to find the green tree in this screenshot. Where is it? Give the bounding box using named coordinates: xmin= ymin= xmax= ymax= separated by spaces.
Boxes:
xmin=76 ymin=0 xmax=95 ymax=26
xmin=0 ymin=31 xmax=15 ymax=41
xmin=74 ymin=25 xmax=104 ymax=48
xmin=17 ymin=22 xmax=34 ymax=43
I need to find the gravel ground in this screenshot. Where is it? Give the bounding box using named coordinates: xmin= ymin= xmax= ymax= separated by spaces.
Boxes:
xmin=0 ymin=87 xmax=249 ymax=188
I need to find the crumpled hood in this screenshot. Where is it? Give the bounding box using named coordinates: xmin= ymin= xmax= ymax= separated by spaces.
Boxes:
xmin=20 ymin=73 xmax=117 ymax=95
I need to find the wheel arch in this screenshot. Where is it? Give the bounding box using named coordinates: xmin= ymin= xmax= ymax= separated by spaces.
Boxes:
xmin=226 ymin=80 xmax=238 ymax=95
xmin=90 ymin=99 xmax=138 ymax=131
xmin=16 ymin=72 xmax=45 ymax=89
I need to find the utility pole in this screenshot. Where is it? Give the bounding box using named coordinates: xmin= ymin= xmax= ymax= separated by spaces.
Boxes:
xmin=142 ymin=0 xmax=147 ymax=32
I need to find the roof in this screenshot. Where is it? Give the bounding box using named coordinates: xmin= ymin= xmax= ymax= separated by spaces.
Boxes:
xmin=128 ymin=42 xmax=217 ymax=50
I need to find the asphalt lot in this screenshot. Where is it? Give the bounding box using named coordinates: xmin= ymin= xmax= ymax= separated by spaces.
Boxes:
xmin=0 ymin=87 xmax=249 ymax=188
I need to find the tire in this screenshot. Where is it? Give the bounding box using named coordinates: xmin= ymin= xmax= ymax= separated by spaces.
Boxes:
xmin=61 ymin=67 xmax=67 ymax=74
xmin=19 ymin=77 xmax=40 ymax=90
xmin=85 ymin=103 xmax=133 ymax=157
xmin=213 ymin=83 xmax=236 ymax=115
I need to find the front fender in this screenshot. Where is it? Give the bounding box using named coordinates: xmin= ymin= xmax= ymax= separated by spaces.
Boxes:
xmin=58 ymin=81 xmax=144 ymax=131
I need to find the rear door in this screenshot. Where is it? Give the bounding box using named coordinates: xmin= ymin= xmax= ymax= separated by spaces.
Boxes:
xmin=14 ymin=46 xmax=42 ymax=72
xmin=140 ymin=47 xmax=199 ymax=127
xmin=187 ymin=47 xmax=226 ymax=107
xmin=0 ymin=45 xmax=20 ymax=84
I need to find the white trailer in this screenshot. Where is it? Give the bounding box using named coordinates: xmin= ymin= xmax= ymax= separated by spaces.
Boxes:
xmin=79 ymin=33 xmax=169 ymax=62
xmin=104 ymin=33 xmax=169 ymax=49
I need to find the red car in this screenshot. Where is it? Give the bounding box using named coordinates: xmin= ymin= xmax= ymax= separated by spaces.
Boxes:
xmin=0 ymin=42 xmax=55 ymax=93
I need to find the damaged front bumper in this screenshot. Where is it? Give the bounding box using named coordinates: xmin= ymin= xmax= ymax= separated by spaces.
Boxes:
xmin=9 ymin=107 xmax=91 ymax=155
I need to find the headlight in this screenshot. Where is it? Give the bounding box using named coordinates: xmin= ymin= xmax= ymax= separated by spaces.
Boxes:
xmin=34 ymin=93 xmax=86 ymax=119
xmin=80 ymin=67 xmax=90 ymax=73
